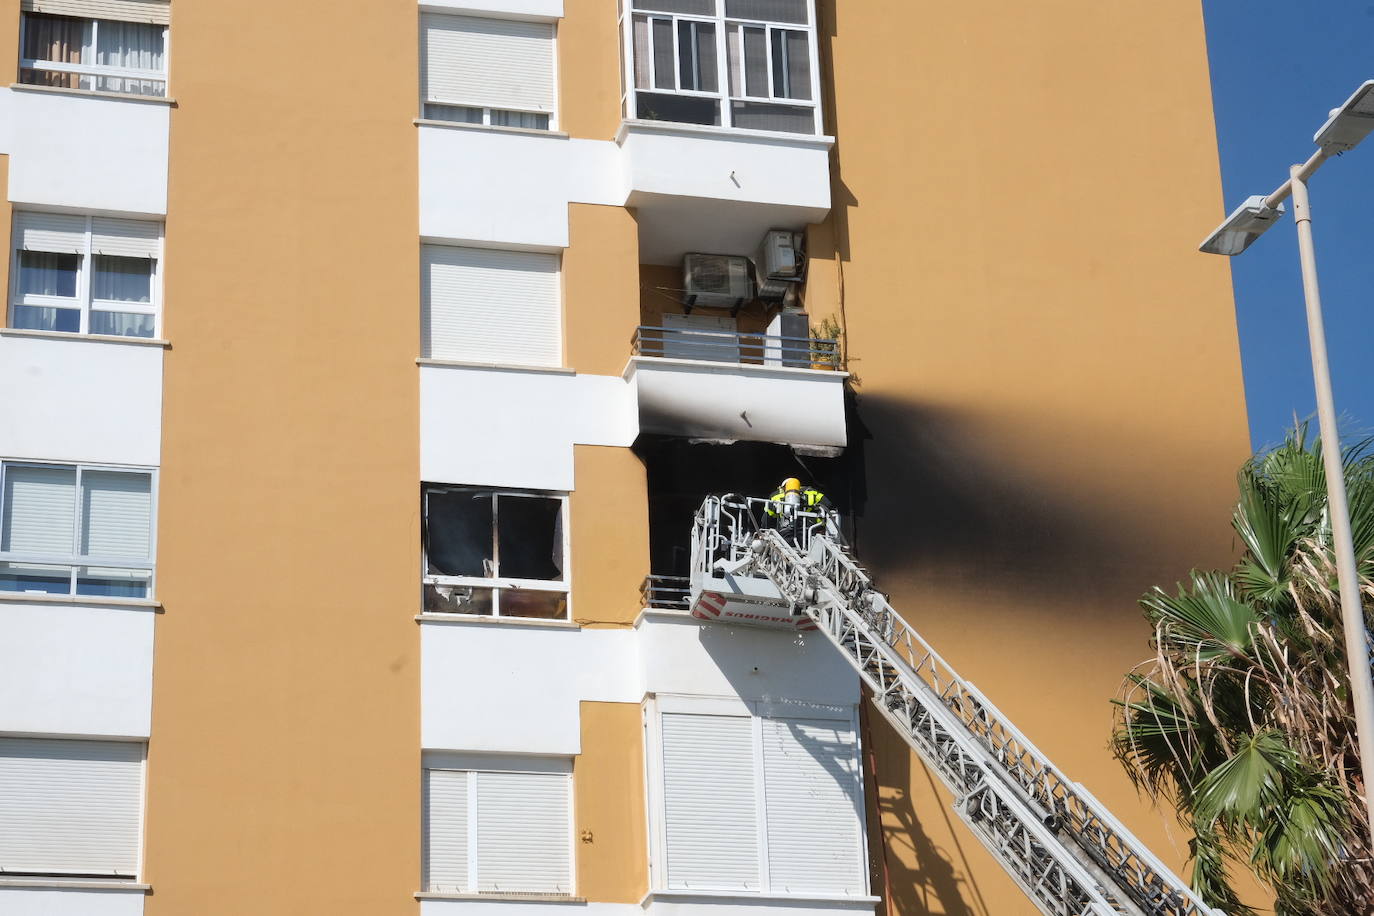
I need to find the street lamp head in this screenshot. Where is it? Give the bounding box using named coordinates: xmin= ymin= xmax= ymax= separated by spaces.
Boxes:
xmin=1199 ymin=195 xmax=1285 ymax=256
xmin=1314 ymin=80 xmax=1374 ymax=153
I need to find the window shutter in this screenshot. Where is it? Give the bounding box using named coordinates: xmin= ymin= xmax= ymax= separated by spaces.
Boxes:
xmin=476 ymin=771 xmax=571 ymax=894
xmin=422 ymin=246 xmax=561 ymax=368
xmin=21 ymin=0 xmax=170 ymax=25
xmin=91 ymin=218 xmax=161 ymax=259
xmin=1 ymin=465 xmax=77 ymax=556
xmin=424 ymin=769 xmax=469 ymax=892
xmin=660 ymin=712 xmax=759 ymax=890
xmin=0 ymin=737 xmax=143 ymax=877
xmin=762 ymin=718 xmax=864 ymax=895
xmin=80 ymin=471 xmax=152 ymax=561
xmin=422 ymin=13 xmax=556 ymax=114
xmin=13 ymin=212 xmax=86 ymax=254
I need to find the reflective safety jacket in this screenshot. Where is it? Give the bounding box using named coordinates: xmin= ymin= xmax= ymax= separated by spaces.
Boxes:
xmin=766 ymin=486 xmax=829 ymax=516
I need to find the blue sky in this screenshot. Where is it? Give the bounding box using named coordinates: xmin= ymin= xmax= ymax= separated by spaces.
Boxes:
xmin=1202 ymin=0 xmax=1374 ymax=451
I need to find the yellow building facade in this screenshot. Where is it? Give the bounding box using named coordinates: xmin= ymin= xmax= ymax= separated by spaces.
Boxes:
xmin=0 ymin=2 xmax=1248 ymax=915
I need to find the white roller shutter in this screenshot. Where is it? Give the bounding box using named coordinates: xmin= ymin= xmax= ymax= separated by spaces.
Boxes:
xmin=476 ymin=771 xmax=571 ymax=894
xmin=422 ymin=245 xmax=561 ymax=367
xmin=424 ymin=768 xmax=469 ymax=892
xmin=91 ymin=218 xmax=161 ymax=259
xmin=22 ymin=0 xmax=170 ymax=25
xmin=13 ymin=212 xmax=86 ymax=254
xmin=80 ymin=471 xmax=152 ymax=560
xmin=0 ymin=737 xmax=143 ymax=877
xmin=762 ymin=717 xmax=864 ymax=895
xmin=422 ymin=13 xmax=556 ymax=113
xmin=660 ymin=712 xmax=759 ymax=890
xmin=1 ymin=465 xmax=77 ymax=556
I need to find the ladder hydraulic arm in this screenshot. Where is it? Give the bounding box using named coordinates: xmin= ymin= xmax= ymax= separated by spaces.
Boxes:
xmin=730 ymin=526 xmax=1221 ymax=916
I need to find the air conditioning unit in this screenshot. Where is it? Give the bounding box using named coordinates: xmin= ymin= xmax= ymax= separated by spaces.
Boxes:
xmin=755 ymin=229 xmax=805 ymax=302
xmin=682 ymin=254 xmax=754 ymax=310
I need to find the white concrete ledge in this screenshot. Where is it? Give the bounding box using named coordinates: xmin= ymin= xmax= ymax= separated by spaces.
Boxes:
xmin=416 ymin=613 xmax=579 ymax=630
xmin=616 ymin=118 xmax=835 ymax=149
xmin=417 ymin=893 xmax=586 ymax=903
xmin=0 ymin=879 xmax=149 ymax=891
xmin=417 ymin=357 xmax=575 ymax=375
xmin=623 ymin=356 xmax=848 ymax=382
xmin=0 ymin=592 xmax=159 ymax=611
xmin=9 ymin=82 xmax=175 ymax=106
xmin=415 ymin=118 xmax=569 ymax=140
xmin=641 ymin=891 xmax=881 ymax=908
xmin=0 ymin=328 xmax=169 ymax=348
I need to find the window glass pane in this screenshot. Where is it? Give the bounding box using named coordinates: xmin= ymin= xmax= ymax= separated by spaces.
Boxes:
xmin=635 ymin=91 xmax=720 ymax=125
xmin=89 ymin=312 xmax=155 ymax=338
xmin=770 ymin=28 xmax=810 ymax=100
xmin=676 ymin=21 xmax=717 ymax=93
xmin=93 ymin=255 xmax=152 ymax=303
xmin=94 ymin=20 xmax=165 ymax=72
xmin=724 ymin=0 xmax=808 ymax=24
xmin=20 ymin=13 xmax=92 ymax=65
xmin=0 ymin=561 xmax=73 ymax=595
xmin=497 ymin=496 xmax=562 ymax=580
xmin=741 ymin=27 xmax=767 ymax=97
xmin=425 ymin=491 xmax=494 ymax=577
xmin=2 ymin=465 xmax=77 ymax=556
xmin=425 ymin=103 xmax=484 ymax=123
xmin=424 ymin=583 xmax=494 ymax=615
xmin=633 ymin=0 xmax=714 ymax=13
xmin=730 ymin=100 xmax=813 ymax=133
xmin=490 ymin=110 xmax=550 ymax=130
xmin=76 ymin=567 xmax=150 ymax=599
xmin=91 ymin=74 xmax=165 ymax=96
xmin=651 ymin=17 xmax=675 ymax=90
xmin=17 ymin=251 xmax=79 ymax=298
xmin=10 ymin=305 xmax=80 ymax=334
xmin=632 ymin=15 xmax=651 ymax=90
xmin=81 ymin=471 xmax=152 ymax=560
xmin=499 ymin=589 xmax=567 ymax=619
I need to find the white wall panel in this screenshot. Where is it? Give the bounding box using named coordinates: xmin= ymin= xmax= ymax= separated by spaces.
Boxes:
xmin=420 ymin=365 xmax=636 ymax=492
xmin=0 ymin=887 xmax=145 ymax=916
xmin=0 ymin=335 xmax=162 ymax=467
xmin=419 ymin=127 xmax=624 ymax=249
xmin=421 ymin=902 xmax=629 ymax=916
xmin=419 ymin=0 xmax=563 ymax=18
xmin=3 ymin=88 xmax=169 ymax=216
xmin=0 ymin=602 xmax=154 ymax=738
xmin=421 ymin=622 xmax=637 ymax=754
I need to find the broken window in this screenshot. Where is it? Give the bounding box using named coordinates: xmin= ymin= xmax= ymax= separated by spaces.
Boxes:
xmin=422 ymin=486 xmax=567 ymax=620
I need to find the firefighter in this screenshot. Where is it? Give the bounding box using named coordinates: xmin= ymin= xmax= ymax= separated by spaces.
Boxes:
xmin=766 ymin=477 xmax=831 ymax=546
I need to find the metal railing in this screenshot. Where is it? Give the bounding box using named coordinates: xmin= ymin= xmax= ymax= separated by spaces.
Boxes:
xmin=640 ymin=574 xmax=690 ymax=611
xmin=631 ymin=326 xmax=841 ymax=370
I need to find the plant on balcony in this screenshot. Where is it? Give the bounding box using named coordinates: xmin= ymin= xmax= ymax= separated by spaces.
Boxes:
xmin=809 ymin=315 xmax=843 ymax=370
xmin=1112 ymin=425 xmax=1374 ymax=915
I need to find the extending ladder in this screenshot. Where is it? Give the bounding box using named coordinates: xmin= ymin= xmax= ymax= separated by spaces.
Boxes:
xmin=698 ymin=498 xmax=1220 ymax=916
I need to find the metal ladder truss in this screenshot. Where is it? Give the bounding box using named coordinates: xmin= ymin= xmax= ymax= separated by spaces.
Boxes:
xmin=734 ymin=525 xmax=1221 ymax=916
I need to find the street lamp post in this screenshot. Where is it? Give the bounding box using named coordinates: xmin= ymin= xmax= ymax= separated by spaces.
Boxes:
xmin=1200 ymin=80 xmax=1374 ymax=840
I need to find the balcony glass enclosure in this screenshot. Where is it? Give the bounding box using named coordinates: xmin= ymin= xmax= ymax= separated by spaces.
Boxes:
xmin=620 ymin=0 xmax=821 ymax=135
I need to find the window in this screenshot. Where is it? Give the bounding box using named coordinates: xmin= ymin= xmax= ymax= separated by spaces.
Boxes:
xmin=421 ymin=13 xmax=556 ymax=130
xmin=421 ymin=245 xmax=562 ymax=368
xmin=0 ymin=461 xmax=155 ymax=599
xmin=622 ymin=0 xmax=820 ymax=134
xmin=649 ymin=700 xmax=866 ymax=895
xmin=422 ymin=486 xmax=568 ymax=620
xmin=422 ymin=754 xmax=573 ymax=895
xmin=19 ymin=1 xmax=169 ymax=98
xmin=9 ymin=212 xmax=163 ymax=339
xmin=0 ymin=737 xmax=144 ymax=879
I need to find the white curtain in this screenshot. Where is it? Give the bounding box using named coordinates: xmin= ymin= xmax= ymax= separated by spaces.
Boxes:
xmin=17 ymin=251 xmax=78 ymax=298
xmin=94 ymin=19 xmax=164 ymax=95
xmin=89 ymin=312 xmax=154 ymax=337
xmin=92 ymin=255 xmax=152 ymax=302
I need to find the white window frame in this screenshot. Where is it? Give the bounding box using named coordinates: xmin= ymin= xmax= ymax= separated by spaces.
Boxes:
xmin=18 ymin=12 xmax=169 ymax=98
xmin=9 ymin=212 xmax=164 ymax=339
xmin=0 ymin=459 xmax=158 ymax=599
xmin=619 ymin=0 xmax=823 ymax=134
xmin=421 ymin=485 xmax=571 ymax=620
xmin=421 ymin=752 xmax=575 ymax=896
xmin=419 ymin=13 xmax=559 ymax=131
xmin=0 ymin=736 xmax=147 ymax=881
xmin=643 ymin=694 xmax=868 ymax=896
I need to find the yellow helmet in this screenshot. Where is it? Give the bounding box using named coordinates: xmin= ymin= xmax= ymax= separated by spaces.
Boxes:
xmin=781 ymin=477 xmax=802 ymax=493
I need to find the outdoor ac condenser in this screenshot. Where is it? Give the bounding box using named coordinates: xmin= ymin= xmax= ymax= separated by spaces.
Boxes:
xmin=682 ymin=254 xmax=754 ymax=310
xmin=755 ymin=229 xmax=805 ymax=302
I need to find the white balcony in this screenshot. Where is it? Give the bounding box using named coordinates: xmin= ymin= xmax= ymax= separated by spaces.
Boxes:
xmin=626 ymin=325 xmax=846 ymax=449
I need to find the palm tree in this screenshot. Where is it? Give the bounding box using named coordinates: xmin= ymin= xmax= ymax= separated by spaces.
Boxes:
xmin=1113 ymin=425 xmax=1374 ymax=914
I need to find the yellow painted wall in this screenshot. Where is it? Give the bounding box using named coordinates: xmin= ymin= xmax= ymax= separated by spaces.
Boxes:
xmin=558 ymin=0 xmax=625 ymax=140
xmin=817 ymin=0 xmax=1252 ymax=912
xmin=143 ymin=1 xmax=421 ymax=912
xmin=564 ymin=203 xmax=640 ymax=376
xmin=571 ymin=445 xmax=650 ymax=627
xmin=575 ymin=702 xmax=650 ymax=901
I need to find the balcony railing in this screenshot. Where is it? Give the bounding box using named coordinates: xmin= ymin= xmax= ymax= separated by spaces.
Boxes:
xmin=632 ymin=325 xmax=840 ymax=369
xmin=640 ymin=574 xmax=690 ymax=611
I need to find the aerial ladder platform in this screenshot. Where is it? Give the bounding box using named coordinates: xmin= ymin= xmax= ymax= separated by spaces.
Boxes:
xmin=685 ymin=495 xmax=1222 ymax=916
